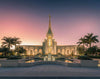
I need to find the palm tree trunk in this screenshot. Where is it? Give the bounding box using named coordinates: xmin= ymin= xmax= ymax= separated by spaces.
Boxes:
xmin=83 ymin=43 xmax=84 ymax=47
xmin=89 ymin=43 xmax=91 ymax=48
xmin=8 ymin=43 xmax=10 ymax=50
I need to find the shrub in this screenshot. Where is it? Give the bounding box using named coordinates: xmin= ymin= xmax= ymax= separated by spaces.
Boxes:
xmin=34 ymin=57 xmax=43 ymax=61
xmin=0 ymin=56 xmax=9 ymax=58
xmin=89 ymin=56 xmax=100 ymax=59
xmin=78 ymin=56 xmax=92 ymax=60
xmin=56 ymin=57 xmax=65 ymax=61
xmin=7 ymin=56 xmax=22 ymax=60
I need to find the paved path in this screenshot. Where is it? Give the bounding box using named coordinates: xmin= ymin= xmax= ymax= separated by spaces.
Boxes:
xmin=0 ymin=65 xmax=100 ymax=77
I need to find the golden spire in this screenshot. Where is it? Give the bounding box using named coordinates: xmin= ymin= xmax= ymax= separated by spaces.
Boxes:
xmin=49 ymin=15 xmax=51 ymax=28
xmin=46 ymin=15 xmax=53 ymax=37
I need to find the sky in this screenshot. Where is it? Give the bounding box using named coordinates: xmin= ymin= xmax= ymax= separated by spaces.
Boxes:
xmin=0 ymin=0 xmax=100 ymax=46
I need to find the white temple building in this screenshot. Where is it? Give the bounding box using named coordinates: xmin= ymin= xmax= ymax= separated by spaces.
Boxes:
xmin=22 ymin=16 xmax=78 ymax=56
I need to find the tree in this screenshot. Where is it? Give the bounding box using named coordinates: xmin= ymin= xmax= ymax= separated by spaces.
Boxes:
xmin=77 ymin=37 xmax=87 ymax=47
xmin=2 ymin=36 xmax=14 ymax=50
xmin=77 ymin=33 xmax=99 ymax=56
xmin=12 ymin=37 xmax=21 ymax=49
xmin=77 ymin=46 xmax=86 ymax=55
xmin=15 ymin=46 xmax=26 ymax=56
xmin=2 ymin=36 xmax=21 ymax=50
xmin=97 ymin=48 xmax=100 ymax=52
xmin=1 ymin=36 xmax=22 ymax=56
xmin=0 ymin=48 xmax=3 ymax=56
xmin=97 ymin=49 xmax=100 ymax=56
xmin=0 ymin=47 xmax=10 ymax=56
xmin=77 ymin=37 xmax=87 ymax=55
xmin=85 ymin=33 xmax=99 ymax=48
xmin=86 ymin=46 xmax=98 ymax=55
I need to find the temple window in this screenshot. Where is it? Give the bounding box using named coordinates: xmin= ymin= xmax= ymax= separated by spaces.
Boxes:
xmin=58 ymin=49 xmax=60 ymax=53
xmin=62 ymin=49 xmax=64 ymax=55
xmin=39 ymin=49 xmax=42 ymax=53
xmin=67 ymin=50 xmax=69 ymax=54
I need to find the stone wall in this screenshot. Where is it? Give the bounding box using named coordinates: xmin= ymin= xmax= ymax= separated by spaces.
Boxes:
xmin=80 ymin=60 xmax=99 ymax=67
xmin=0 ymin=59 xmax=99 ymax=67
xmin=0 ymin=59 xmax=25 ymax=67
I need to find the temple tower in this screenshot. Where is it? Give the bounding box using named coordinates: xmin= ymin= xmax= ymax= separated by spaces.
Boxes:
xmin=43 ymin=15 xmax=57 ymax=55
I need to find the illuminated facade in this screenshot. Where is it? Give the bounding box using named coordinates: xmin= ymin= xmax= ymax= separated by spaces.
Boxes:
xmin=22 ymin=16 xmax=78 ymax=56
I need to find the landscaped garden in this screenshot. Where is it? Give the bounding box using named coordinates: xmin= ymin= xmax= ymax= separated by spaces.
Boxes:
xmin=0 ymin=33 xmax=100 ymax=62
xmin=0 ymin=36 xmax=26 ymax=60
xmin=77 ymin=33 xmax=100 ymax=60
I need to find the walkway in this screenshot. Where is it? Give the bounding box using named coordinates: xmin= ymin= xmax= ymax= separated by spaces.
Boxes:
xmin=0 ymin=65 xmax=100 ymax=76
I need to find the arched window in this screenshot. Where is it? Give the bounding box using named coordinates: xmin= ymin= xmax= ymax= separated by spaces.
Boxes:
xmin=35 ymin=49 xmax=38 ymax=52
xmin=62 ymin=49 xmax=65 ymax=55
xmin=72 ymin=50 xmax=74 ymax=53
xmin=39 ymin=49 xmax=42 ymax=54
xmin=71 ymin=50 xmax=74 ymax=55
xmin=34 ymin=49 xmax=38 ymax=55
xmin=26 ymin=49 xmax=28 ymax=52
xmin=64 ymin=49 xmax=67 ymax=55
xmin=26 ymin=49 xmax=28 ymax=55
xmin=58 ymin=49 xmax=60 ymax=53
xmin=67 ymin=50 xmax=69 ymax=54
xmin=30 ymin=50 xmax=32 ymax=55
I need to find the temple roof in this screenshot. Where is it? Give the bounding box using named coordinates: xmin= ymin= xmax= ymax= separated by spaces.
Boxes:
xmin=47 ymin=26 xmax=53 ymax=35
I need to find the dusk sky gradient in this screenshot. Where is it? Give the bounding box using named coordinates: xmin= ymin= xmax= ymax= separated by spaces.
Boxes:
xmin=0 ymin=0 xmax=100 ymax=46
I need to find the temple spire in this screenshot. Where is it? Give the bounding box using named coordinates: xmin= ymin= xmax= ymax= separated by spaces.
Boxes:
xmin=46 ymin=15 xmax=53 ymax=37
xmin=49 ymin=15 xmax=51 ymax=28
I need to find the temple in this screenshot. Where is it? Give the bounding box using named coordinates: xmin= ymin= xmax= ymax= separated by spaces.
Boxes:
xmin=22 ymin=16 xmax=78 ymax=56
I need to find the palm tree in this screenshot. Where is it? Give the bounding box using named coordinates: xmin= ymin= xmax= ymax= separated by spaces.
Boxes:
xmin=2 ymin=37 xmax=13 ymax=50
xmin=0 ymin=47 xmax=9 ymax=56
xmin=0 ymin=48 xmax=3 ymax=56
xmin=86 ymin=46 xmax=98 ymax=56
xmin=12 ymin=37 xmax=21 ymax=49
xmin=85 ymin=33 xmax=99 ymax=48
xmin=77 ymin=37 xmax=87 ymax=47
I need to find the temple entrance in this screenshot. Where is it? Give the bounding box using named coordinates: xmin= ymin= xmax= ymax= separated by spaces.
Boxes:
xmin=44 ymin=53 xmax=55 ymax=61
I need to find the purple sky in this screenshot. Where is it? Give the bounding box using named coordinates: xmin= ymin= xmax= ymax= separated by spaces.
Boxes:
xmin=0 ymin=0 xmax=100 ymax=46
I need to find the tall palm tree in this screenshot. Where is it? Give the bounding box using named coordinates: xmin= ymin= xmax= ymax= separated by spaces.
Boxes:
xmin=85 ymin=33 xmax=99 ymax=48
xmin=77 ymin=37 xmax=87 ymax=47
xmin=12 ymin=37 xmax=21 ymax=49
xmin=2 ymin=37 xmax=13 ymax=50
